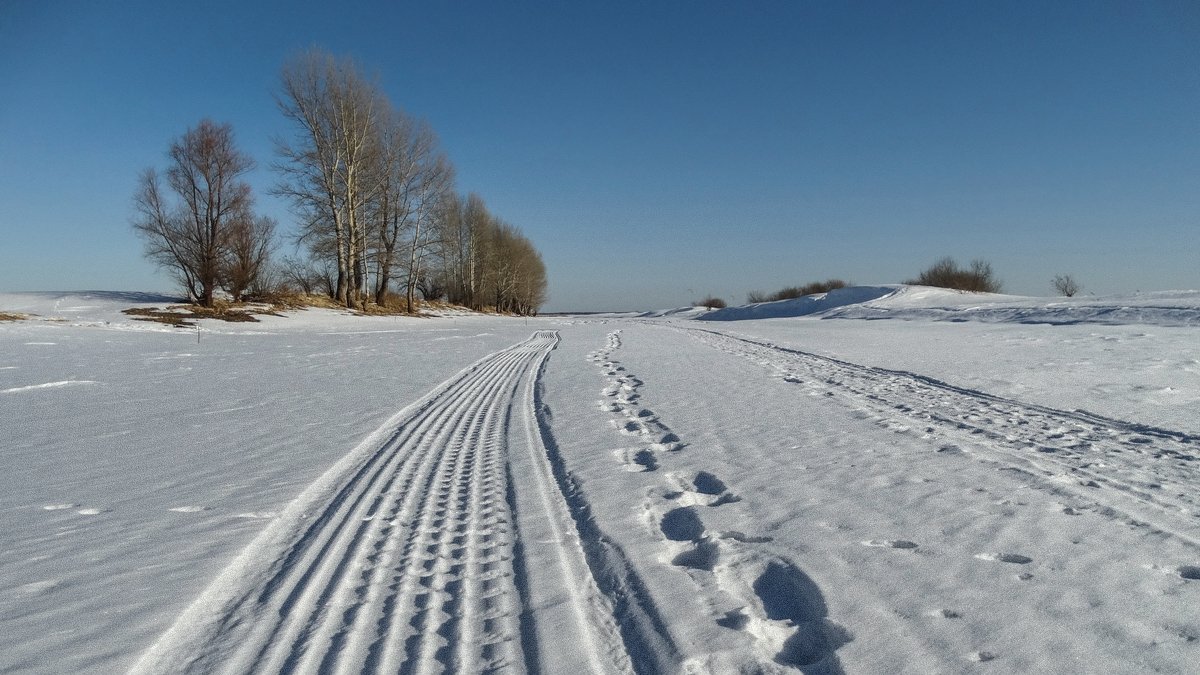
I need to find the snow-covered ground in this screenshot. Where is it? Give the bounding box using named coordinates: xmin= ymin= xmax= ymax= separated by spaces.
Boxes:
xmin=2 ymin=289 xmax=1198 ymax=673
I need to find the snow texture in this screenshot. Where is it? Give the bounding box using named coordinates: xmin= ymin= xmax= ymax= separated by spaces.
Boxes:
xmin=2 ymin=288 xmax=1199 ymax=673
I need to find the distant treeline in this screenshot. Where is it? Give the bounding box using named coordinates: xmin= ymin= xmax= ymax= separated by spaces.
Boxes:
xmin=133 ymin=49 xmax=547 ymax=315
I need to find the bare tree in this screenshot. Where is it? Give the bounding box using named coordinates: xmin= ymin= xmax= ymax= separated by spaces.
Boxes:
xmin=1052 ymin=274 xmax=1081 ymax=297
xmin=132 ymin=119 xmax=255 ymax=306
xmin=368 ymin=105 xmax=456 ymax=309
xmin=414 ymin=270 xmax=447 ymax=302
xmin=274 ymin=49 xmax=383 ymax=308
xmin=223 ymin=215 xmax=277 ymax=302
xmin=281 ymin=254 xmax=334 ymax=295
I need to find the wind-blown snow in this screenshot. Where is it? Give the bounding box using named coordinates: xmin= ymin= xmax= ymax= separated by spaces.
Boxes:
xmin=2 ymin=289 xmax=1198 ymax=673
xmin=697 ymin=286 xmax=900 ymax=321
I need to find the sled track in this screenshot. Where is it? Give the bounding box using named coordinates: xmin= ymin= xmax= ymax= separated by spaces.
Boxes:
xmin=682 ymin=326 xmax=1200 ymax=546
xmin=131 ymin=331 xmax=636 ymax=674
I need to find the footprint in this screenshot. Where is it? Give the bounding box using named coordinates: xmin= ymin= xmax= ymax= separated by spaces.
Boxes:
xmin=863 ymin=539 xmax=919 ymax=550
xmin=673 ymin=540 xmax=720 ymax=571
xmin=632 ymin=450 xmax=658 ymax=471
xmin=76 ymin=507 xmax=106 ymax=516
xmin=751 ymin=562 xmax=849 ymax=668
xmin=716 ymin=608 xmax=750 ymax=630
xmin=614 ymin=448 xmax=658 ymax=472
xmin=692 ymin=471 xmax=727 ymax=495
xmin=1179 ymin=566 xmax=1200 ymax=581
xmin=617 ymin=420 xmax=646 ymax=435
xmin=718 ymin=531 xmax=774 ymax=544
xmin=709 ymin=493 xmax=741 ymax=507
xmin=968 ymin=651 xmax=999 ymax=662
xmin=660 ymin=507 xmax=705 ymax=541
xmin=976 ymin=552 xmax=1033 ymax=564
xmin=42 ymin=503 xmax=78 ymax=511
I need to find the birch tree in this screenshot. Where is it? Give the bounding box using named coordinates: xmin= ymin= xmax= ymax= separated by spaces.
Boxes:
xmin=369 ymin=106 xmax=455 ymax=309
xmin=274 ymin=49 xmax=383 ymax=308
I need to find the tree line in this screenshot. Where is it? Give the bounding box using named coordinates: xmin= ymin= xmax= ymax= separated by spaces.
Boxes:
xmin=133 ymin=49 xmax=547 ymax=315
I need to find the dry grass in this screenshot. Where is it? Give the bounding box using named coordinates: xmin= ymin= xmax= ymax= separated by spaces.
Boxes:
xmin=120 ymin=294 xmax=479 ymax=327
xmin=0 ymin=312 xmax=28 ymax=322
xmin=123 ymin=303 xmax=261 ymax=327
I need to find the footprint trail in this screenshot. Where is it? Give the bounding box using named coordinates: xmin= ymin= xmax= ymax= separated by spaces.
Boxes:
xmin=589 ymin=330 xmax=849 ymax=672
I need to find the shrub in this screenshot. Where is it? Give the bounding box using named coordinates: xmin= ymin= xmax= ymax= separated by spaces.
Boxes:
xmin=799 ymin=278 xmax=848 ymax=296
xmin=762 ymin=279 xmax=849 ymax=302
xmin=746 ymin=290 xmax=770 ymax=304
xmin=698 ymin=296 xmax=727 ymax=309
xmin=907 ymin=258 xmax=1001 ymax=293
xmin=1052 ymin=274 xmax=1081 ymax=297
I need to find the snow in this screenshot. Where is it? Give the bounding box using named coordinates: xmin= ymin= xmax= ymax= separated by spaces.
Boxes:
xmin=2 ymin=289 xmax=1198 ymax=673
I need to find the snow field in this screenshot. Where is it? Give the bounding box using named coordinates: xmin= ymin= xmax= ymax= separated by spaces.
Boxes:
xmin=2 ymin=290 xmax=1199 ymax=672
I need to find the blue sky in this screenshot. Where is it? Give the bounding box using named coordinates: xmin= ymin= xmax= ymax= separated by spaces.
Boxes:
xmin=1 ymin=1 xmax=1197 ymax=311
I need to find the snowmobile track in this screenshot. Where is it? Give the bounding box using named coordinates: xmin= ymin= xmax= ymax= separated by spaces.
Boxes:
xmin=130 ymin=331 xmax=635 ymax=674
xmin=682 ymin=326 xmax=1200 ymax=548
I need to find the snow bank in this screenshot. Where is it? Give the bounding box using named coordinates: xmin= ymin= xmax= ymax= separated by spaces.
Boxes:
xmin=638 ymin=305 xmax=713 ymax=319
xmin=826 ymin=287 xmax=1200 ymax=327
xmin=0 ymin=291 xmax=181 ymax=324
xmin=673 ymin=285 xmax=1200 ymax=327
xmin=695 ymin=286 xmax=899 ymax=321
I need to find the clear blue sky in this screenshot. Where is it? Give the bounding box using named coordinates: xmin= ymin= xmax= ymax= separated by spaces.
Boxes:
xmin=2 ymin=0 xmax=1198 ymax=311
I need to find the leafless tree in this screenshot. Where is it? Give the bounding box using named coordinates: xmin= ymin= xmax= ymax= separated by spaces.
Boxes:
xmin=428 ymin=193 xmax=547 ymax=315
xmin=281 ymin=254 xmax=334 ymax=295
xmin=1052 ymin=274 xmax=1081 ymax=297
xmin=132 ymin=119 xmax=255 ymax=306
xmin=274 ymin=49 xmax=384 ymax=308
xmin=223 ymin=215 xmax=277 ymax=302
xmin=414 ymin=270 xmax=447 ymax=302
xmin=368 ymin=105 xmax=456 ymax=309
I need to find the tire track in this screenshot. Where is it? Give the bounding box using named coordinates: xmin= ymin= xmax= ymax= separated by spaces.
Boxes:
xmin=682 ymin=326 xmax=1200 ymax=547
xmin=130 ymin=331 xmax=633 ymax=674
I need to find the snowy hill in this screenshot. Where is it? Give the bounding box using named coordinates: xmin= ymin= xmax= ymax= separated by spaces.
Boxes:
xmin=692 ymin=285 xmax=1200 ymax=327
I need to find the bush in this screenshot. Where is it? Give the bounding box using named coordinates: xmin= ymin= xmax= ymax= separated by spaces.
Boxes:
xmin=755 ymin=279 xmax=849 ymax=302
xmin=907 ymin=258 xmax=1001 ymax=293
xmin=770 ymin=286 xmax=806 ymax=301
xmin=697 ymin=296 xmax=727 ymax=309
xmin=746 ymin=290 xmax=770 ymax=304
xmin=1052 ymin=274 xmax=1081 ymax=297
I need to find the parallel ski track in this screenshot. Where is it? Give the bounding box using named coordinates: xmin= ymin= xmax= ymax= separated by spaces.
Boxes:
xmin=682 ymin=326 xmax=1200 ymax=546
xmin=131 ymin=330 xmax=634 ymax=674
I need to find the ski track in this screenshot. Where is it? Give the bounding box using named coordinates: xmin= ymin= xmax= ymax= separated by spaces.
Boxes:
xmin=681 ymin=326 xmax=1200 ymax=549
xmin=588 ymin=330 xmax=849 ymax=673
xmin=131 ymin=331 xmax=633 ymax=674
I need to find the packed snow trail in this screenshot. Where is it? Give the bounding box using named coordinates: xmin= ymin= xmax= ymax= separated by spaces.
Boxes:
xmin=681 ymin=326 xmax=1200 ymax=548
xmin=129 ymin=331 xmax=636 ymax=674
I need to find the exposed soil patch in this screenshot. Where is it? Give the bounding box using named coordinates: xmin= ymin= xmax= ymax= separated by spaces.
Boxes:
xmin=122 ymin=305 xmax=262 ymax=327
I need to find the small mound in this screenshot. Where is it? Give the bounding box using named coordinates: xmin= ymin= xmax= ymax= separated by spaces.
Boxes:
xmin=696 ymin=286 xmax=900 ymax=321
